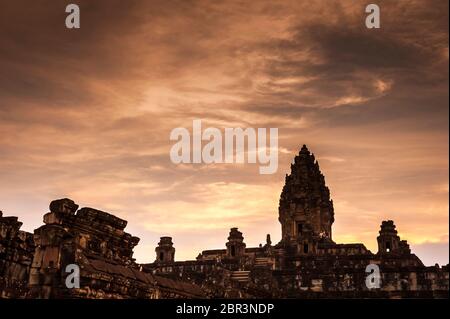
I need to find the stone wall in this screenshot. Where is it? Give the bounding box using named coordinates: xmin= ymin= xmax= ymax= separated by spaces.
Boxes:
xmin=0 ymin=211 xmax=35 ymax=298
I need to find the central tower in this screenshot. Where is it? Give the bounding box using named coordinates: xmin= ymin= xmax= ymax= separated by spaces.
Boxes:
xmin=278 ymin=145 xmax=335 ymax=251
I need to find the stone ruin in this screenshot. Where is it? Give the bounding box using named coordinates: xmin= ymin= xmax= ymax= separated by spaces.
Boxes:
xmin=0 ymin=145 xmax=448 ymax=298
xmin=1 ymin=201 xmax=203 ymax=298
xmin=0 ymin=211 xmax=34 ymax=298
xmin=144 ymin=145 xmax=449 ymax=298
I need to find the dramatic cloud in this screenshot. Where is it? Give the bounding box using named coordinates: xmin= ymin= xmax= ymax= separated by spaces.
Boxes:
xmin=0 ymin=0 xmax=448 ymax=265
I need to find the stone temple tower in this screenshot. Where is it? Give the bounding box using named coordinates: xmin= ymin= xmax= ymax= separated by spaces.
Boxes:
xmin=377 ymin=220 xmax=412 ymax=255
xmin=278 ymin=145 xmax=335 ymax=251
xmin=226 ymin=228 xmax=246 ymax=258
xmin=377 ymin=220 xmax=400 ymax=254
xmin=155 ymin=237 xmax=175 ymax=263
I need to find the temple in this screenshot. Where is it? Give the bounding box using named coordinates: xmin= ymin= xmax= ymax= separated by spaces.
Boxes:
xmin=0 ymin=145 xmax=448 ymax=298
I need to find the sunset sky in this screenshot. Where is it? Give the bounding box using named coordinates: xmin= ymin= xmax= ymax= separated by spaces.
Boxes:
xmin=0 ymin=0 xmax=448 ymax=265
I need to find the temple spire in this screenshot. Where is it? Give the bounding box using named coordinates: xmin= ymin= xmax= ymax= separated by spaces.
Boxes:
xmin=279 ymin=145 xmax=335 ymax=246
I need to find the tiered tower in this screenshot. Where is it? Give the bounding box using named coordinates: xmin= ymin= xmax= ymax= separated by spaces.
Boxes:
xmin=377 ymin=220 xmax=412 ymax=255
xmin=155 ymin=237 xmax=175 ymax=263
xmin=226 ymin=228 xmax=246 ymax=258
xmin=278 ymin=145 xmax=335 ymax=253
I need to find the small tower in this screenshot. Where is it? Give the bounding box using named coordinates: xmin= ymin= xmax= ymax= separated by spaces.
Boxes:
xmin=377 ymin=220 xmax=401 ymax=254
xmin=226 ymin=228 xmax=246 ymax=258
xmin=155 ymin=237 xmax=175 ymax=263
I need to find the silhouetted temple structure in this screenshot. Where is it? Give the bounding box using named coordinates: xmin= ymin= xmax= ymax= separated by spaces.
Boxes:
xmin=0 ymin=145 xmax=448 ymax=298
xmin=1 ymin=200 xmax=203 ymax=299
